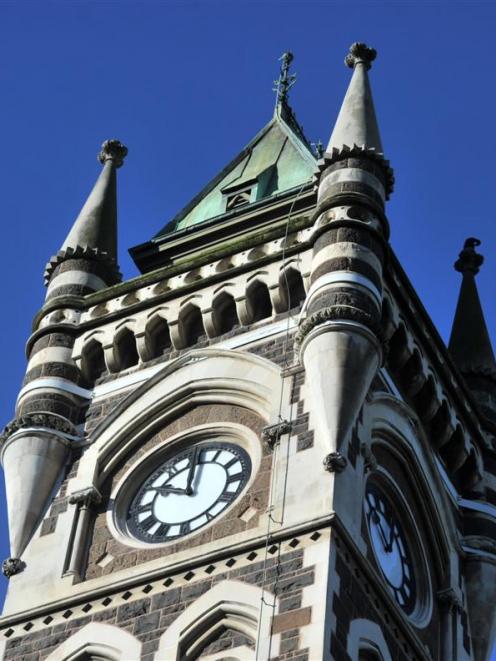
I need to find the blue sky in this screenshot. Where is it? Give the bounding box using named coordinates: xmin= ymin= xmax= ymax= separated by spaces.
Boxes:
xmin=0 ymin=0 xmax=495 ymax=644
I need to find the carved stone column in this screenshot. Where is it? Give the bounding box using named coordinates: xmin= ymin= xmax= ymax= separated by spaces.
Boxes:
xmin=64 ymin=486 xmax=102 ymax=582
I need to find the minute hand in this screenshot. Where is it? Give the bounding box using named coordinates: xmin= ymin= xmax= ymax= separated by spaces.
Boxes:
xmin=185 ymin=448 xmax=198 ymax=495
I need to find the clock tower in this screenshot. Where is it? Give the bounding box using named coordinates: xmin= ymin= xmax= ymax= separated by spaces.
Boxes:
xmin=1 ymin=44 xmax=496 ymax=661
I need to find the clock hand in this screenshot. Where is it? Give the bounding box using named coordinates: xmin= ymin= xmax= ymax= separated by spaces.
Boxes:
xmin=386 ymin=518 xmax=395 ymax=552
xmin=185 ymin=447 xmax=198 ymax=496
xmin=371 ymin=510 xmax=389 ymax=551
xmin=153 ymin=485 xmax=187 ymax=496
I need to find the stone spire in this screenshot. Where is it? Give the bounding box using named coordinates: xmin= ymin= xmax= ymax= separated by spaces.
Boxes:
xmin=315 ymin=42 xmax=394 ymax=203
xmin=44 ymin=139 xmax=128 ymax=290
xmin=449 ymin=238 xmax=496 ymax=425
xmin=297 ymin=43 xmax=391 ymax=462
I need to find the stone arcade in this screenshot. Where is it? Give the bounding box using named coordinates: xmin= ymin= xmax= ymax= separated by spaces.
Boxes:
xmin=1 ymin=43 xmax=496 ymax=661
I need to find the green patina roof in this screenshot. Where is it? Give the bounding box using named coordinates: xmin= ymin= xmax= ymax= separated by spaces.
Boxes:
xmin=154 ymin=104 xmax=316 ymax=238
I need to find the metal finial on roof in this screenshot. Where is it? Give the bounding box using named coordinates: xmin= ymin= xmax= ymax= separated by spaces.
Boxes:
xmin=345 ymin=42 xmax=377 ymax=70
xmin=274 ymin=51 xmax=296 ymax=112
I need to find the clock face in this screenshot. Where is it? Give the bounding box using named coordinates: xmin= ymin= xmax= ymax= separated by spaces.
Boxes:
xmin=127 ymin=441 xmax=251 ymax=543
xmin=364 ymin=484 xmax=416 ymax=613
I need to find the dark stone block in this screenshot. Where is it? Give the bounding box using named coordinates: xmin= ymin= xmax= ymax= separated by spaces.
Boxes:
xmin=133 ymin=611 xmax=160 ymax=636
xmin=116 ymin=598 xmax=150 ymax=623
xmin=277 ymin=571 xmax=314 ymax=595
xmin=279 ymin=594 xmax=302 ymax=613
xmin=151 ymin=587 xmax=181 ymax=611
xmin=280 ymin=635 xmax=300 ymax=654
xmin=181 ymin=580 xmax=211 ymax=601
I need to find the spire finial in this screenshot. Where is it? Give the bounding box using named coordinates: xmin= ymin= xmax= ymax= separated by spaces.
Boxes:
xmin=455 ymin=237 xmax=484 ymax=275
xmin=274 ymin=51 xmax=296 ymax=111
xmin=345 ymin=42 xmax=377 ymax=71
xmin=98 ymin=139 xmax=128 ymax=168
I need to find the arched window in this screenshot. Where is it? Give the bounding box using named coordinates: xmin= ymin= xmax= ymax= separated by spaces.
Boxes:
xmin=280 ymin=267 xmax=306 ymax=311
xmin=180 ymin=304 xmax=206 ymax=346
xmin=146 ymin=316 xmax=171 ymax=358
xmin=81 ymin=338 xmax=106 ymax=383
xmin=213 ymin=292 xmax=239 ymax=335
xmin=45 ymin=622 xmax=142 ymax=661
xmin=114 ymin=328 xmax=139 ymax=370
xmin=157 ymin=580 xmax=275 ymax=660
xmin=246 ymin=280 xmax=272 ymax=322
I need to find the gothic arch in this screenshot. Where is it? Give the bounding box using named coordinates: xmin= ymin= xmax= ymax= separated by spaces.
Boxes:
xmin=368 ymin=391 xmax=456 ymax=588
xmin=83 ymin=349 xmax=283 ymax=484
xmin=45 ymin=622 xmax=141 ymax=661
xmin=347 ymin=619 xmax=392 ymax=661
xmin=155 ymin=579 xmax=276 ymax=660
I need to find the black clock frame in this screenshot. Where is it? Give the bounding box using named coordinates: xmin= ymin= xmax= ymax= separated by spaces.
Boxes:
xmin=127 ymin=441 xmax=251 ymax=543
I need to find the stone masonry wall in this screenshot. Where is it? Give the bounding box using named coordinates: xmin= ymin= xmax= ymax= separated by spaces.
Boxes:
xmin=2 ymin=536 xmax=320 ymax=661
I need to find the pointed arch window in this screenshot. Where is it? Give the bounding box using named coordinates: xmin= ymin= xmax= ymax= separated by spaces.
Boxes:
xmin=81 ymin=339 xmax=106 ymax=383
xmin=280 ymin=267 xmax=306 ymax=311
xmin=246 ymin=281 xmax=272 ymax=323
xmin=180 ymin=304 xmax=206 ymax=346
xmin=114 ymin=328 xmax=139 ymax=370
xmin=213 ymin=292 xmax=239 ymax=335
xmin=146 ymin=316 xmax=171 ymax=358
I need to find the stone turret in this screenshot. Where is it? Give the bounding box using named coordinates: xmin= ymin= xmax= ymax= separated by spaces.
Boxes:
xmin=0 ymin=141 xmax=127 ymax=576
xmin=296 ymin=43 xmax=393 ymax=460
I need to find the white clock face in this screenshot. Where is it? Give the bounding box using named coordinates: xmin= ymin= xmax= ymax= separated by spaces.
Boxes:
xmin=364 ymin=484 xmax=416 ymax=613
xmin=128 ymin=442 xmax=251 ymax=543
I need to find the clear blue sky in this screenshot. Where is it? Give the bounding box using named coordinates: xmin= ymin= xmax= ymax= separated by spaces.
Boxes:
xmin=0 ymin=0 xmax=495 ymax=642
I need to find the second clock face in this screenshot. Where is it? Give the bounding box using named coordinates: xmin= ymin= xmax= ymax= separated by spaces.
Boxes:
xmin=364 ymin=483 xmax=416 ymax=614
xmin=127 ymin=441 xmax=251 ymax=543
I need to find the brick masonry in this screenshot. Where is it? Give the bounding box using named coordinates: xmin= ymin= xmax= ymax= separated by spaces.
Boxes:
xmin=2 ymin=547 xmax=314 ymax=661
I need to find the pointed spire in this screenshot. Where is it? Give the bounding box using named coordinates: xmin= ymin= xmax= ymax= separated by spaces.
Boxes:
xmin=44 ymin=139 xmax=128 ymax=286
xmin=315 ymin=43 xmax=394 ymax=199
xmin=327 ymin=43 xmax=382 ymax=154
xmin=449 ymin=238 xmax=496 ymax=377
xmin=449 ymin=238 xmax=496 ymax=423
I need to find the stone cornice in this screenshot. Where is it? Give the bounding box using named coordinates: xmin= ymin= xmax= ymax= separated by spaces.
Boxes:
xmin=0 ymin=412 xmax=80 ymax=446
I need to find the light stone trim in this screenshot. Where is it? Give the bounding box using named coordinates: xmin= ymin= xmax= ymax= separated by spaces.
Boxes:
xmin=301 ymin=270 xmax=382 ymax=313
xmin=46 ymin=271 xmax=108 ymax=296
xmin=321 ymin=167 xmax=386 ymax=199
xmin=45 ymin=622 xmax=142 ymax=661
xmin=27 ymin=346 xmax=75 ymax=372
xmin=155 ymin=579 xmax=275 ymax=660
xmin=347 ymin=618 xmax=393 ymax=661
xmin=79 ymin=246 xmax=313 ymax=325
xmin=16 ymin=378 xmax=93 ymax=406
xmin=76 ymin=348 xmax=284 ymax=487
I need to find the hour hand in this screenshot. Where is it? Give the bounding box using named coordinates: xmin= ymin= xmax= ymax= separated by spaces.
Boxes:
xmin=153 ymin=485 xmax=186 ymax=496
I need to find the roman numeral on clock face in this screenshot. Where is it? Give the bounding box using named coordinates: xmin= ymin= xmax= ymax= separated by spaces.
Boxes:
xmin=140 ymin=515 xmax=157 ymax=531
xmin=218 ymin=492 xmax=235 ymax=503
